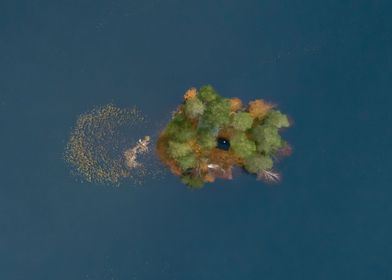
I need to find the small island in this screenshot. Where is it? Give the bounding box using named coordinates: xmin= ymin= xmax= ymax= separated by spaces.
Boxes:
xmin=157 ymin=85 xmax=291 ymax=188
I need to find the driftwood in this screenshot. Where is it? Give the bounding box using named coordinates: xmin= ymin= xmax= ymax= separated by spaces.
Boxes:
xmin=124 ymin=136 xmax=151 ymax=169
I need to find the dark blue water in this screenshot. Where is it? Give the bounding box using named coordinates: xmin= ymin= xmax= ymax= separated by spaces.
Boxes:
xmin=1 ymin=1 xmax=391 ymax=279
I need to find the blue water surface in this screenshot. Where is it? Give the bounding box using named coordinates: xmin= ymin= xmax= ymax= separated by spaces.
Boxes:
xmin=0 ymin=0 xmax=391 ymax=279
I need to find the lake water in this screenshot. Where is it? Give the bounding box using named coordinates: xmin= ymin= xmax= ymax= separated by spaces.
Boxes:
xmin=1 ymin=0 xmax=391 ymax=279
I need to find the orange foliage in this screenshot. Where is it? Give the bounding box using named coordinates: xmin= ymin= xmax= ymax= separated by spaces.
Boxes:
xmin=198 ymin=161 xmax=209 ymax=172
xmin=248 ymin=99 xmax=274 ymax=119
xmin=189 ymin=139 xmax=202 ymax=158
xmin=230 ymin=98 xmax=243 ymax=111
xmin=209 ymin=148 xmax=241 ymax=170
xmin=218 ymin=128 xmax=236 ymax=139
xmin=184 ymin=87 xmax=197 ymax=100
xmin=204 ymin=174 xmax=216 ymax=183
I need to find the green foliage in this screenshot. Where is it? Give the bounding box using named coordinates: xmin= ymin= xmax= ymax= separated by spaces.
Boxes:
xmin=201 ymin=98 xmax=231 ymax=129
xmin=168 ymin=141 xmax=193 ymax=159
xmin=181 ymin=175 xmax=205 ymax=188
xmin=231 ymin=112 xmax=254 ymax=131
xmin=251 ymin=125 xmax=283 ymax=154
xmin=175 ymin=127 xmax=196 ymax=142
xmin=264 ymin=110 xmax=290 ymax=128
xmin=244 ymin=154 xmax=273 ymax=174
xmin=251 ymin=125 xmax=278 ymax=142
xmin=164 ymin=113 xmax=196 ymax=142
xmin=230 ymin=132 xmax=257 ymax=159
xmin=197 ymin=129 xmax=217 ymax=149
xmin=184 ymin=97 xmax=205 ymax=119
xmin=164 ymin=114 xmax=185 ymax=135
xmin=177 ymin=154 xmax=197 ymax=170
xmin=198 ymin=85 xmax=219 ymax=103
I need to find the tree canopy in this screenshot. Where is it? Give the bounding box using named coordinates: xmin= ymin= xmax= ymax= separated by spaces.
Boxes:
xmin=264 ymin=110 xmax=290 ymax=128
xmin=184 ymin=97 xmax=205 ymax=119
xmin=156 ymin=86 xmax=291 ymax=188
xmin=244 ymin=154 xmax=273 ymax=174
xmin=198 ymin=85 xmax=219 ymax=103
xmin=201 ymin=98 xmax=231 ymax=129
xmin=251 ymin=124 xmax=283 ymax=154
xmin=230 ymin=132 xmax=257 ymax=159
xmin=231 ymin=112 xmax=254 ymax=131
xmin=168 ymin=141 xmax=193 ymax=159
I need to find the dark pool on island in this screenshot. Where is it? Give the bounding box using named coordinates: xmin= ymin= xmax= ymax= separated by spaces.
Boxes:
xmin=217 ymin=137 xmax=230 ymax=151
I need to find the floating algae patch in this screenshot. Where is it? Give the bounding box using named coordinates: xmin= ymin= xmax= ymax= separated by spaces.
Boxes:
xmin=157 ymin=85 xmax=292 ymax=188
xmin=65 ymin=104 xmax=154 ymax=185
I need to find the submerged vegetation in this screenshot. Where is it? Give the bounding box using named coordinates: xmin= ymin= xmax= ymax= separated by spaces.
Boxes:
xmin=64 ymin=104 xmax=153 ymax=185
xmin=157 ymin=86 xmax=291 ymax=188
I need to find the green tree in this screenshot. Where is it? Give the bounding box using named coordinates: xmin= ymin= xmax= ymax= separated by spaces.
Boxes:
xmin=251 ymin=125 xmax=283 ymax=154
xmin=231 ymin=112 xmax=254 ymax=131
xmin=177 ymin=154 xmax=197 ymax=170
xmin=252 ymin=125 xmax=278 ymax=142
xmin=175 ymin=127 xmax=196 ymax=142
xmin=165 ymin=113 xmax=196 ymax=142
xmin=201 ymin=98 xmax=231 ymax=129
xmin=168 ymin=141 xmax=193 ymax=159
xmin=184 ymin=97 xmax=205 ymax=119
xmin=198 ymin=85 xmax=219 ymax=103
xmin=244 ymin=154 xmax=273 ymax=174
xmin=264 ymin=110 xmax=290 ymax=128
xmin=197 ymin=129 xmax=217 ymax=149
xmin=181 ymin=175 xmax=205 ymax=188
xmin=230 ymin=132 xmax=257 ymax=159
